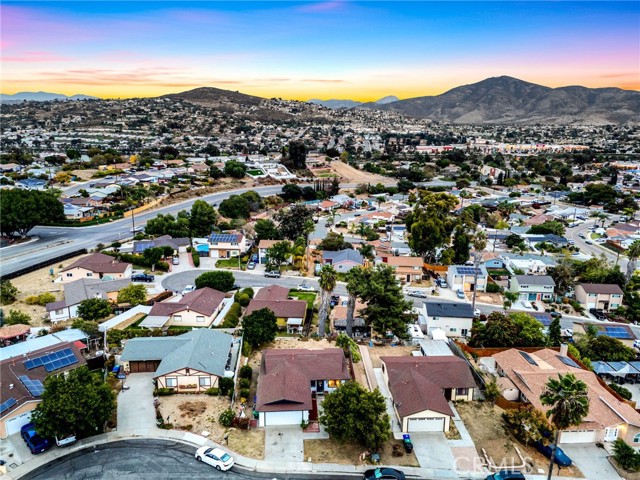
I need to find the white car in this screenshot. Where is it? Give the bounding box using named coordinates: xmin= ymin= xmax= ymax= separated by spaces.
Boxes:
xmin=407 ymin=290 xmax=427 ymax=298
xmin=194 ymin=446 xmax=234 ymax=471
xmin=297 ymin=283 xmax=315 ymax=292
xmin=181 ymin=285 xmax=196 ymax=295
xmin=521 ymin=300 xmax=533 ymax=309
xmin=474 ymin=309 xmax=481 ymax=317
xmin=562 ymin=329 xmax=574 ymax=337
xmin=131 ymin=226 xmax=144 ymax=233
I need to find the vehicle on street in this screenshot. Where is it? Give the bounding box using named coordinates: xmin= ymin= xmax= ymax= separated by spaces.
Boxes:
xmin=354 ymin=213 xmax=361 ymax=217
xmin=633 ymin=339 xmax=640 ymax=350
xmin=194 ymin=446 xmax=234 ymax=471
xmin=550 ymin=311 xmax=562 ymax=318
xmin=521 ymin=300 xmax=533 ymax=309
xmin=264 ymin=271 xmax=281 ymax=278
xmin=456 ymin=289 xmax=465 ymax=299
xmin=247 ymin=262 xmax=256 ymax=270
xmin=562 ymin=329 xmax=574 ymax=337
xmin=363 ymin=467 xmax=406 ymax=480
xmin=131 ymin=226 xmax=144 ymax=233
xmin=172 ymin=256 xmax=179 ymax=265
xmin=585 ymin=239 xmax=593 ymax=245
xmin=436 ymin=278 xmax=448 ymax=288
xmin=484 ymin=471 xmax=526 ymax=480
xmin=579 ymin=233 xmax=586 ymax=239
xmin=131 ymin=273 xmax=155 ymax=282
xmin=21 ymin=423 xmax=52 ymax=454
xmin=589 ymin=308 xmax=607 ymax=320
xmin=181 ymin=284 xmax=196 ymax=295
xmin=474 ymin=308 xmax=481 ymax=317
xmin=297 ymin=282 xmax=315 ymax=291
xmin=368 ymin=206 xmax=377 ymax=211
xmin=533 ymin=441 xmax=572 ymax=467
xmin=407 ymin=290 xmax=427 ymax=298
xmin=595 ymin=238 xmax=607 ymax=244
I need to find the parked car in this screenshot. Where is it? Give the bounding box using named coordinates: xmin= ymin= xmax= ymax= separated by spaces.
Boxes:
xmin=181 ymin=284 xmax=196 ymax=295
xmin=297 ymin=282 xmax=315 ymax=291
xmin=194 ymin=446 xmax=234 ymax=471
xmin=436 ymin=278 xmax=448 ymax=288
xmin=456 ymin=289 xmax=465 ymax=299
xmin=585 ymin=239 xmax=593 ymax=245
xmin=55 ymin=433 xmax=77 ymax=447
xmin=521 ymin=300 xmax=533 ymax=309
xmin=131 ymin=273 xmax=155 ymax=282
xmin=247 ymin=262 xmax=256 ymax=270
xmin=407 ymin=290 xmax=427 ymax=298
xmin=484 ymin=472 xmax=526 ymax=480
xmin=172 ymin=256 xmax=179 ymax=265
xmin=130 ymin=226 xmax=144 ymax=233
xmin=474 ymin=308 xmax=481 ymax=317
xmin=595 ymin=238 xmax=607 ymax=244
xmin=330 ymin=294 xmax=340 ymax=307
xmin=562 ymin=329 xmax=574 ymax=337
xmin=20 ymin=423 xmax=52 ymax=454
xmin=533 ymin=441 xmax=572 ymax=467
xmin=363 ymin=467 xmax=405 ymax=480
xmin=251 ymin=254 xmax=258 ymax=263
xmin=368 ymin=206 xmax=377 ymax=211
xmin=264 ymin=271 xmax=281 ymax=278
xmin=550 ymin=311 xmax=562 ymax=318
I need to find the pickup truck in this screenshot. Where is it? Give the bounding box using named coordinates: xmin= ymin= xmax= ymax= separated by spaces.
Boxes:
xmin=55 ymin=434 xmax=77 ymax=447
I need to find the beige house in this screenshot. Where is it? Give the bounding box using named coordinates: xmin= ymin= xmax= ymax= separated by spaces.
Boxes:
xmin=493 ymin=348 xmax=640 ymax=445
xmin=193 ymin=232 xmax=249 ymax=259
xmin=57 ymin=252 xmax=132 ymax=283
xmin=381 ymin=356 xmax=476 ymax=432
xmin=140 ymin=287 xmax=226 ymax=329
xmin=385 ymin=256 xmax=423 ymax=283
xmin=575 ymin=283 xmax=624 ymax=312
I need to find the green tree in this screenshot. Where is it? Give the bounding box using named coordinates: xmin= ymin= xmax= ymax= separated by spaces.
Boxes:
xmin=242 ymin=307 xmax=277 ymax=349
xmin=190 ymin=200 xmax=218 ymax=237
xmin=547 ymin=259 xmax=576 ymax=295
xmin=317 ymin=231 xmax=351 ymax=251
xmin=286 ymin=140 xmax=307 ymax=169
xmin=5 ymin=309 xmax=31 ymax=326
xmin=223 ymin=160 xmax=247 ymax=178
xmin=0 ymin=189 xmax=65 ymax=237
xmin=625 ymin=240 xmax=640 ymax=285
xmin=266 ymin=241 xmax=291 ymax=269
xmin=218 ymin=195 xmax=251 ymax=219
xmin=452 ymin=228 xmax=471 ymax=264
xmin=117 ymin=284 xmax=147 ymax=306
xmin=31 ymin=366 xmax=116 ymax=439
xmin=77 ymin=298 xmax=112 ymax=321
xmin=318 ymin=265 xmax=338 ymax=337
xmin=254 ymin=219 xmax=280 ymax=242
xmin=470 ymin=312 xmax=517 ymax=347
xmin=576 ymin=335 xmax=636 ymax=362
xmin=345 ymin=266 xmax=367 ymax=337
xmin=503 ymin=405 xmax=555 ymax=446
xmin=540 ymin=374 xmax=589 ymax=480
xmin=142 ymin=246 xmax=164 ymax=271
xmin=144 ymin=213 xmax=190 ymax=238
xmin=71 ymin=319 xmax=100 ymax=337
xmin=281 ymin=183 xmax=303 ymax=201
xmin=548 ymin=317 xmax=562 ymax=347
xmin=0 ymin=280 xmax=18 ymax=305
xmin=195 ymin=270 xmax=235 ymax=292
xmin=397 ymin=179 xmax=415 ymax=193
xmin=274 ymin=203 xmax=314 ymax=241
xmin=319 ymin=382 xmax=391 ymax=450
xmin=510 ymin=312 xmax=547 ymax=347
xmin=528 ymin=221 xmax=565 ymax=236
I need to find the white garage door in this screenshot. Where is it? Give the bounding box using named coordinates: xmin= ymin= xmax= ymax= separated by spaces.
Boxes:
xmin=264 ymin=411 xmax=303 ymax=426
xmin=5 ymin=411 xmax=33 ymax=436
xmin=560 ymin=430 xmax=596 ymax=444
xmin=408 ymin=417 xmax=445 ymax=432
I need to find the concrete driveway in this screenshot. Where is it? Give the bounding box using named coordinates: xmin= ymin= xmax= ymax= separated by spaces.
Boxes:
xmin=409 ymin=432 xmax=456 ymax=471
xmin=264 ymin=426 xmax=304 ymax=462
xmin=561 ymin=444 xmax=622 ymax=480
xmin=117 ymin=373 xmax=157 ymax=431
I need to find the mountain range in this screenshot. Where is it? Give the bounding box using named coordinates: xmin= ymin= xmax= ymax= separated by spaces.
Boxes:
xmin=358 ymin=76 xmax=640 ymax=125
xmin=308 ymin=95 xmax=399 ymax=109
xmin=0 ymin=91 xmax=98 ymax=103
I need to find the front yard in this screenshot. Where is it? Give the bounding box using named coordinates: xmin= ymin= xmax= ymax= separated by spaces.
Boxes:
xmin=304 ymin=437 xmax=419 ymax=467
xmin=288 ymin=291 xmax=317 ymax=308
xmin=215 ymin=258 xmax=244 ymax=270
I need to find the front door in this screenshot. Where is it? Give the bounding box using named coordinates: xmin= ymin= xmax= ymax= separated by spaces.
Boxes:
xmin=604 ymin=428 xmax=619 ymax=442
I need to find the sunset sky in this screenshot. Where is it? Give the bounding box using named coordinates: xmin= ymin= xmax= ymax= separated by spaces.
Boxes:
xmin=2 ymin=1 xmax=639 ymax=101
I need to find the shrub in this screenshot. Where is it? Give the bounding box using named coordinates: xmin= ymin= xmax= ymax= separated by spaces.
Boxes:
xmin=220 ymin=302 xmax=242 ymax=328
xmin=5 ymin=310 xmax=31 ymax=326
xmin=25 ymin=293 xmax=55 ymax=306
xmin=218 ymin=409 xmax=235 ymax=428
xmin=613 ymin=438 xmax=640 ymax=471
xmin=234 ymin=292 xmax=250 ymax=307
xmin=242 ymin=341 xmax=252 ymax=357
xmin=192 ymin=251 xmax=200 ymax=267
xmin=154 ymin=388 xmax=175 ymax=396
xmin=484 ymin=380 xmax=500 ymax=403
xmin=206 ymin=387 xmax=219 ymax=396
xmin=239 ymin=378 xmax=250 ymax=389
xmin=239 ymin=388 xmax=250 ymax=400
xmin=239 ymin=365 xmax=253 ymax=380
xmin=218 ymin=377 xmax=235 ymax=397
xmin=486 ymin=283 xmax=502 ymax=293
xmin=0 ymin=280 xmax=18 ymax=304
xmin=241 ymin=287 xmax=255 ymax=299
xmin=609 ymin=383 xmax=633 ymax=400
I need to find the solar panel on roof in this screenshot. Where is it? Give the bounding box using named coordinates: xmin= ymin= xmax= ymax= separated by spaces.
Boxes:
xmin=519 ymin=351 xmax=538 ymax=366
xmin=0 ymin=397 xmax=17 ymax=415
xmin=25 ymin=347 xmax=78 ymax=373
xmin=556 ymin=355 xmax=580 ymax=369
xmin=18 ymin=375 xmax=45 ymax=396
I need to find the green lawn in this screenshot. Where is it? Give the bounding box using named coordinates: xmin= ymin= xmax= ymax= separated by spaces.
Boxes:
xmin=246 ymin=169 xmax=264 ymax=176
xmin=215 ymin=258 xmax=244 ymax=270
xmin=288 ymin=292 xmax=317 ymax=309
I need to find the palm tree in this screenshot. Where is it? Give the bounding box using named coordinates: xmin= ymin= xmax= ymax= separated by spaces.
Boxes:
xmin=471 ymin=232 xmax=487 ymax=311
xmin=496 ymin=200 xmax=516 ymax=219
xmin=459 ymin=190 xmax=472 ymax=210
xmin=345 ymin=266 xmax=367 ymax=337
xmin=317 ymin=265 xmax=337 ymax=337
xmin=540 ymin=373 xmax=590 ymax=480
xmin=625 ymin=240 xmax=640 ymax=285
xmin=358 ymin=243 xmax=375 ymax=262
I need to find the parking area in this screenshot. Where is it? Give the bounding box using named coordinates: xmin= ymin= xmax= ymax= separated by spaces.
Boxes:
xmin=1 ymin=432 xmax=32 ymax=468
xmin=117 ymin=373 xmax=157 ymax=431
xmin=561 ymin=444 xmax=622 ymax=480
xmin=410 ymin=432 xmax=456 ymax=471
xmin=264 ymin=426 xmax=304 ymax=462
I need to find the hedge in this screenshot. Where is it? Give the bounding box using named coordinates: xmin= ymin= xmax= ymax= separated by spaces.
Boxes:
xmin=220 ymin=302 xmax=242 ymax=328
xmin=486 ymin=283 xmax=502 ymax=293
xmin=192 ymin=250 xmax=200 ymax=267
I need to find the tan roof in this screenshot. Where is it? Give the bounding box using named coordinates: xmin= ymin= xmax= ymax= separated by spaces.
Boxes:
xmin=245 ymin=299 xmax=307 ymax=319
xmin=61 ymin=252 xmax=131 ymax=274
xmin=577 ymin=283 xmax=624 ymax=295
xmin=0 ymin=324 xmax=30 ymax=339
xmin=493 ymin=348 xmax=640 ymax=431
xmin=258 ymin=239 xmax=281 ymax=249
xmin=330 ymin=300 xmax=366 ymax=322
xmin=386 ymin=256 xmax=423 ymax=268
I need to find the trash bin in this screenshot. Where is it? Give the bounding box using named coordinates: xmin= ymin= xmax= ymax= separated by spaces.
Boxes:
xmin=403 ymin=434 xmax=413 ymax=453
xmin=253 ymin=411 xmax=259 ymax=420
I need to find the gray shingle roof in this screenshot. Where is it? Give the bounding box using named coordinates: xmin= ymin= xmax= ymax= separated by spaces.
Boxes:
xmin=424 ymin=301 xmax=474 ymax=318
xmin=514 ymin=275 xmax=556 ymax=286
xmin=47 ymin=278 xmax=131 ymax=311
xmin=322 ymin=249 xmax=363 ymax=265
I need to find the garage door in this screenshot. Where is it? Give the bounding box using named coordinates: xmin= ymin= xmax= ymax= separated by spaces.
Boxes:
xmin=129 ymin=360 xmax=160 ymax=373
xmin=264 ymin=411 xmax=304 ymax=426
xmin=5 ymin=411 xmax=33 ymax=436
xmin=560 ymin=430 xmax=596 ymax=444
xmin=408 ymin=417 xmax=445 ymax=432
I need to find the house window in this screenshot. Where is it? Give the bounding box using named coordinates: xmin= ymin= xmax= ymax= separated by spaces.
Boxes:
xmin=174 ymin=315 xmax=182 ymax=322
xmin=456 ymin=388 xmax=468 ymax=396
xmin=55 ymin=309 xmax=64 ymax=315
xmin=166 ymin=377 xmax=177 ymax=387
xmin=196 ymin=316 xmax=205 ymax=323
xmin=199 ymin=377 xmax=211 ymax=387
xmin=87 ymin=272 xmax=93 ymax=277
xmin=327 ymin=380 xmax=338 ymax=388
xmin=449 ymin=328 xmax=457 ymax=332
xmin=634 ymin=433 xmax=640 ymax=443
xmin=66 ymin=273 xmax=73 ymax=277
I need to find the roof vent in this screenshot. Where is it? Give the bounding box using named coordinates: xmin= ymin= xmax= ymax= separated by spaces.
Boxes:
xmin=9 ymin=384 xmax=14 ymax=390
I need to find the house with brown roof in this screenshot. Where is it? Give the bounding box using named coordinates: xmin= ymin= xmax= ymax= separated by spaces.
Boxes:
xmin=253 ymin=284 xmax=290 ymax=301
xmin=255 ymin=348 xmax=351 ymax=427
xmin=56 ymin=252 xmax=132 ymax=284
xmin=384 ymin=256 xmax=423 ymax=283
xmin=575 ymin=283 xmax=624 ymax=312
xmin=257 ymin=239 xmax=292 ymax=265
xmin=330 ymin=299 xmax=368 ymax=336
xmin=139 ymin=287 xmax=226 ymax=329
xmin=245 ymin=297 xmax=307 ymax=334
xmin=492 ymin=347 xmax=640 ymax=445
xmin=381 ymin=356 xmax=476 ymax=432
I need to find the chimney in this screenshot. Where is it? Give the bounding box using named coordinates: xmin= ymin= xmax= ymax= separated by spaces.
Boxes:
xmin=560 ymin=344 xmax=569 ymax=357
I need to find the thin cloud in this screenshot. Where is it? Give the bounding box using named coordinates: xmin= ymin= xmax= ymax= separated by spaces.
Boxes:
xmin=3 ymin=51 xmax=70 ymax=63
xmin=296 ymin=1 xmax=346 ymax=14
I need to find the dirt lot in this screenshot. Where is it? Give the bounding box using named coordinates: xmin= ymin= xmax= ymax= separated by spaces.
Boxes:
xmin=304 ymin=438 xmax=419 ymax=467
xmin=329 ymin=161 xmax=392 ymax=185
xmin=471 ymin=292 xmax=503 ymax=305
xmin=157 ymin=394 xmax=264 ymax=459
xmin=456 ymin=402 xmax=583 ymax=477
xmin=367 ymin=345 xmax=417 ymax=368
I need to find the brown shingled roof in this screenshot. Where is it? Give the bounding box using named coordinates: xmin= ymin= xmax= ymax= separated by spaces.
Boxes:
xmin=148 ymin=287 xmax=225 ymax=317
xmin=577 ymin=283 xmax=624 ymax=295
xmin=245 ymin=299 xmax=307 ymax=319
xmin=60 ymin=252 xmax=130 ymax=274
xmin=254 ymin=284 xmax=290 ymax=301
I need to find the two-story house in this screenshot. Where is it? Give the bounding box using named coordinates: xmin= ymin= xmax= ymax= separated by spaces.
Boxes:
xmin=422 ymin=301 xmax=475 ymax=338
xmin=56 ymin=253 xmax=132 ymax=283
xmin=575 ymin=283 xmax=624 ymax=312
xmin=193 ymin=233 xmax=248 ymax=258
xmin=509 ymin=274 xmax=555 ymax=302
xmin=255 ymin=348 xmax=352 ymax=427
xmin=385 ymin=256 xmax=423 ymax=283
xmin=257 ymin=239 xmax=292 ymax=265
xmin=446 ymin=265 xmax=488 ymax=292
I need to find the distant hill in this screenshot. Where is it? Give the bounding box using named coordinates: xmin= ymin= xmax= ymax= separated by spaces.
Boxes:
xmin=162 ymin=87 xmax=263 ymax=108
xmin=0 ymin=91 xmax=98 ymax=103
xmin=358 ymin=76 xmax=640 ymax=124
xmin=309 ymin=95 xmax=399 ymax=110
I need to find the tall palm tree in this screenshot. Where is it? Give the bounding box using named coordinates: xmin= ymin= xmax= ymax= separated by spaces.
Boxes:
xmin=625 ymin=240 xmax=640 ymax=285
xmin=357 ymin=243 xmax=375 ymax=262
xmin=459 ymin=190 xmax=472 ymax=210
xmin=540 ymin=373 xmax=590 ymax=480
xmin=345 ymin=266 xmax=367 ymax=337
xmin=317 ymin=265 xmax=337 ymax=337
xmin=471 ymin=232 xmax=487 ymax=311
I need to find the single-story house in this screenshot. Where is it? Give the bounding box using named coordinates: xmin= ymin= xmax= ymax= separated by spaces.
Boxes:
xmin=120 ymin=329 xmax=240 ymax=392
xmin=385 ymin=256 xmax=423 ymax=283
xmin=255 ymin=348 xmax=352 ymax=427
xmin=575 ymin=283 xmax=624 ymax=312
xmin=446 ymin=265 xmax=488 ymax=293
xmin=257 ymin=239 xmax=292 ymax=265
xmin=140 ymin=287 xmax=226 ymax=329
xmin=0 ymin=324 xmax=31 ymax=348
xmin=56 ymin=252 xmax=132 ymax=283
xmin=321 ymin=249 xmax=364 ymax=273
xmin=63 ymin=203 xmax=95 ymax=219
xmin=133 ymin=235 xmax=191 ymax=254
xmin=245 ymin=299 xmax=307 ymax=334
xmin=46 ymin=278 xmax=131 ymax=322
xmin=509 ymin=275 xmax=555 ymax=302
xmin=422 ymin=301 xmax=475 ymax=338
xmin=330 ymin=299 xmax=368 ymax=336
xmin=493 ymin=347 xmax=640 ymax=445
xmin=381 ymin=356 xmax=476 ymax=432
xmin=502 ymin=253 xmax=556 ymax=275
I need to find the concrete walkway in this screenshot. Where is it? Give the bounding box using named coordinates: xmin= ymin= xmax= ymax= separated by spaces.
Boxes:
xmin=117 ymin=373 xmax=157 ymax=431
xmin=373 ymin=368 xmax=401 ymax=436
xmin=359 ymin=345 xmax=377 ymax=390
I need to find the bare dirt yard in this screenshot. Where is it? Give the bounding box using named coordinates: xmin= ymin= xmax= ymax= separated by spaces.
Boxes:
xmin=157 ymin=394 xmax=264 ymax=459
xmin=472 ymin=292 xmax=504 ymax=305
xmin=304 ymin=437 xmax=419 ymax=467
xmin=70 ymin=169 xmax=99 ymax=181
xmin=456 ymin=402 xmax=583 ymax=477
xmin=367 ymin=345 xmax=417 ymax=368
xmin=329 ymin=161 xmax=392 ymax=185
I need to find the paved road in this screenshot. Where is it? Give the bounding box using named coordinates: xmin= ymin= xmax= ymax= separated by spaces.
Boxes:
xmin=565 ymin=219 xmax=628 ymax=271
xmin=21 ymin=440 xmax=308 ymax=480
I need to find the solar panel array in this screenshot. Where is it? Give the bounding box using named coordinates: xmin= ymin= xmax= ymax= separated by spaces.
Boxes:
xmin=530 ymin=312 xmax=552 ymax=326
xmin=0 ymin=397 xmax=16 ymax=415
xmin=24 ymin=348 xmax=79 ymax=372
xmin=18 ymin=375 xmax=44 ymax=397
xmin=556 ymin=355 xmax=580 ymax=369
xmin=519 ymin=351 xmax=538 ymax=366
xmin=598 ymin=326 xmax=632 ymax=340
xmin=456 ymin=267 xmax=482 ymax=275
xmin=209 ymin=234 xmax=238 ymax=243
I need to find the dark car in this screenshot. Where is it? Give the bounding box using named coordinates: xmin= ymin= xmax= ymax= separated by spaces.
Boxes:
xmin=533 ymin=441 xmax=572 ymax=467
xmin=131 ymin=273 xmax=155 ymax=282
xmin=21 ymin=423 xmax=52 ymax=454
xmin=484 ymin=471 xmax=526 ymax=480
xmin=363 ymin=467 xmax=405 ymax=480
